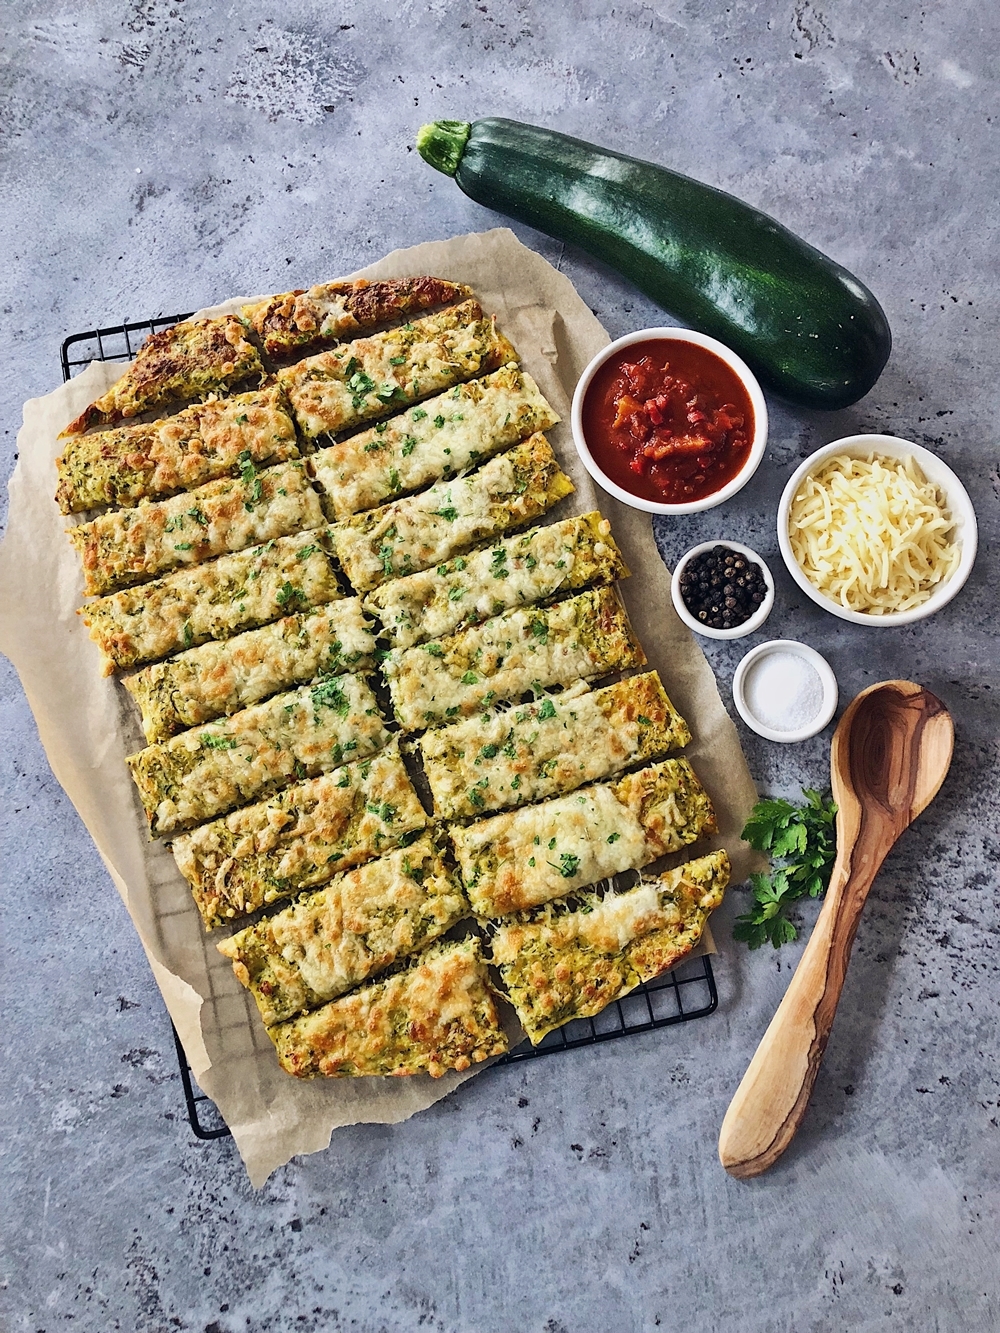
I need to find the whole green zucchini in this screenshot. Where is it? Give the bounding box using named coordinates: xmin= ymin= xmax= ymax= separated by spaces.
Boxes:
xmin=416 ymin=118 xmax=891 ymax=410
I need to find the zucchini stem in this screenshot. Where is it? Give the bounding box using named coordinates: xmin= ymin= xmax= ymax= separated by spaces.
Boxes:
xmin=416 ymin=121 xmax=471 ymax=177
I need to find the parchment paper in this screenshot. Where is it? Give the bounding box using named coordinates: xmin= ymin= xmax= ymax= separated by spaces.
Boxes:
xmin=0 ymin=228 xmax=758 ymax=1186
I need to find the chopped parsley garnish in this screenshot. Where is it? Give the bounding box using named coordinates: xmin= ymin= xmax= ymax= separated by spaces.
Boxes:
xmin=607 ymin=831 xmax=621 ymax=843
xmin=238 ymin=450 xmax=263 ymax=504
xmin=389 ymin=355 xmax=407 ymax=366
xmin=181 ymin=621 xmax=194 ymax=648
xmin=187 ymin=507 xmax=208 ymax=526
xmin=433 ymin=415 xmax=446 ymax=428
xmin=366 ymin=801 xmax=397 ymax=823
xmin=276 ymin=581 xmax=303 ymax=608
xmin=536 ymin=698 xmax=557 ymax=720
xmin=461 ymin=670 xmax=478 ymax=684
xmin=200 ymin=733 xmax=238 ymax=750
xmin=436 ymin=506 xmax=459 ymax=522
xmin=478 ymin=743 xmax=499 ymax=760
xmin=424 ymin=642 xmax=445 ymax=657
xmin=311 ymin=678 xmax=350 ymax=715
xmin=529 ymin=619 xmax=548 ymax=641
xmin=552 ymin=852 xmax=580 ymax=878
xmin=400 ymin=436 xmax=417 ymax=456
xmin=296 ymin=544 xmax=319 ymax=560
xmin=448 ymin=584 xmax=465 ymax=602
xmin=411 ymin=408 xmax=427 ymax=421
xmin=173 ymin=542 xmax=193 ymax=551
xmin=490 ymin=549 xmax=509 ymax=580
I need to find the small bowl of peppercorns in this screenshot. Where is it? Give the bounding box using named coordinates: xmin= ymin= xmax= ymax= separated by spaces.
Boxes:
xmin=670 ymin=541 xmax=774 ymax=640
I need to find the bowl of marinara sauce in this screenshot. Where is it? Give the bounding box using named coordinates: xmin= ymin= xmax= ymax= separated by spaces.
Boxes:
xmin=570 ymin=328 xmax=768 ymax=515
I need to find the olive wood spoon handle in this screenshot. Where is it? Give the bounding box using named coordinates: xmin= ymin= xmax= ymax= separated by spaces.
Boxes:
xmin=718 ymin=680 xmax=953 ymax=1179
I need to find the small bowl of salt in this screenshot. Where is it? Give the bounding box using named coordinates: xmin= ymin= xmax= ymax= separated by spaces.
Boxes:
xmin=732 ymin=640 xmax=838 ymax=743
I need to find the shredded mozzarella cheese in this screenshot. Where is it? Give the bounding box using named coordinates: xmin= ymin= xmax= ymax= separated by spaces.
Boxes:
xmin=788 ymin=453 xmax=959 ymax=614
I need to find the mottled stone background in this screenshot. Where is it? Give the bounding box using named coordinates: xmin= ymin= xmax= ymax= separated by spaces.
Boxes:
xmin=2 ymin=2 xmax=998 ymax=1330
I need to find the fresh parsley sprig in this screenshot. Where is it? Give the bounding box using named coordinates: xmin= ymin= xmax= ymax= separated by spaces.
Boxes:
xmin=733 ymin=789 xmax=838 ymax=949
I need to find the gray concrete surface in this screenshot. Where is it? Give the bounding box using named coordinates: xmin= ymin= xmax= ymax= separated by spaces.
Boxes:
xmin=2 ymin=2 xmax=998 ymax=1330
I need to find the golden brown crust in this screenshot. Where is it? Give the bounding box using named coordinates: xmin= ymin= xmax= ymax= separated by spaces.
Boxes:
xmin=55 ymin=387 xmax=298 ymax=514
xmin=61 ymin=316 xmax=263 ymax=436
xmin=217 ymin=835 xmax=470 ymax=1025
xmin=242 ymin=276 xmax=474 ymax=360
xmin=67 ymin=461 xmax=323 ymax=597
xmin=170 ymin=742 xmax=428 ymax=929
xmin=491 ymin=850 xmax=730 ymax=1043
xmin=451 ymin=757 xmax=717 ymax=918
xmin=268 ymin=938 xmax=508 ymax=1078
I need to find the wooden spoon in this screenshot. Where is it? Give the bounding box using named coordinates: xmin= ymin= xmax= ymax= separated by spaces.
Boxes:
xmin=718 ymin=680 xmax=953 ymax=1179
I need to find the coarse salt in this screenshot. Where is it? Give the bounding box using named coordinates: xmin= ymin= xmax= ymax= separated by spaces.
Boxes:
xmin=743 ymin=650 xmax=824 ymax=732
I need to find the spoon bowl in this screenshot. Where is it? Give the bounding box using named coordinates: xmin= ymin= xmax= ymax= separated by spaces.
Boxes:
xmin=718 ymin=681 xmax=954 ymax=1179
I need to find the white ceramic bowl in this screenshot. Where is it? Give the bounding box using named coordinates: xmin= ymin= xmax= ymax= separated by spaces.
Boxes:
xmin=570 ymin=327 xmax=768 ymax=515
xmin=777 ymin=434 xmax=978 ymax=626
xmin=733 ymin=639 xmax=839 ymax=743
xmin=670 ymin=540 xmax=775 ymax=640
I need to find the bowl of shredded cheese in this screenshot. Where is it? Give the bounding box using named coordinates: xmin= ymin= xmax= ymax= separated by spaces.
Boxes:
xmin=777 ymin=435 xmax=977 ymax=625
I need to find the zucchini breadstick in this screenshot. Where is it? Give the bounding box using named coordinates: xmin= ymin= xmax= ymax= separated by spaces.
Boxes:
xmin=55 ymin=386 xmax=299 ymax=515
xmin=69 ymin=460 xmax=323 ymax=597
xmin=172 ymin=742 xmax=428 ymax=929
xmin=366 ymin=511 xmax=627 ymax=650
xmin=421 ymin=671 xmax=691 ymax=820
xmin=277 ymin=299 xmax=517 ymax=439
xmin=242 ymin=275 xmax=473 ymax=361
xmin=125 ymin=598 xmax=376 ymax=744
xmin=217 ymin=835 xmax=470 ymax=1026
xmin=382 ymin=586 xmax=645 ymax=733
xmin=127 ymin=672 xmax=389 ymax=837
xmin=61 ymin=315 xmax=263 ymax=436
xmin=450 ymin=757 xmax=717 ymax=918
xmin=268 ymin=938 xmax=507 ymax=1079
xmin=491 ymin=850 xmax=730 ymax=1044
xmin=330 ymin=433 xmax=574 ymax=593
xmin=80 ymin=532 xmax=344 ymax=675
xmin=310 ymin=364 xmax=559 ymax=520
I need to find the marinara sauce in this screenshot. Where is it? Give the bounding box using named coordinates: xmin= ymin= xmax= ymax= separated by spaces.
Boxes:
xmin=581 ymin=338 xmax=755 ymax=504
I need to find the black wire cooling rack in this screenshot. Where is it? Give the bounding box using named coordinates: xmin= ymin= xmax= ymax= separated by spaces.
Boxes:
xmin=62 ymin=313 xmax=720 ymax=1142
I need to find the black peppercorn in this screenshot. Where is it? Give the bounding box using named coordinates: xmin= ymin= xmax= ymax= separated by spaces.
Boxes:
xmin=677 ymin=544 xmax=769 ymax=630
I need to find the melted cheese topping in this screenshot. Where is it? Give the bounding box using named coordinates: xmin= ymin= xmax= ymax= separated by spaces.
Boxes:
xmin=81 ymin=532 xmax=344 ymax=674
xmin=452 ymin=758 xmax=716 ymax=917
xmin=278 ymin=301 xmax=517 ymax=438
xmin=788 ymin=453 xmax=961 ymax=614
xmin=383 ymin=586 xmax=645 ymax=732
xmin=125 ymin=599 xmax=375 ymax=743
xmin=126 ymin=672 xmax=388 ymax=836
xmin=171 ymin=742 xmax=428 ymax=928
xmin=366 ymin=511 xmax=627 ymax=650
xmin=69 ymin=461 xmax=324 ymax=596
xmin=217 ymin=835 xmax=470 ymax=1025
xmin=331 ymin=434 xmax=574 ymax=592
xmin=421 ymin=671 xmax=690 ymax=819
xmin=490 ymin=850 xmax=730 ymax=1044
xmin=310 ymin=365 xmax=559 ymax=519
xmin=55 ymin=387 xmax=299 ymax=514
xmin=268 ymin=938 xmax=507 ymax=1079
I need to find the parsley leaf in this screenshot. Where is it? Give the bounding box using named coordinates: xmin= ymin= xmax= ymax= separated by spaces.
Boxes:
xmin=237 ymin=450 xmax=263 ymax=504
xmin=733 ymin=789 xmax=838 ymax=949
